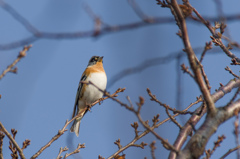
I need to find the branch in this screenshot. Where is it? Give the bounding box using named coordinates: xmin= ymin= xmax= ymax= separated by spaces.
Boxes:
xmin=200 ymin=41 xmax=212 ymax=63
xmin=178 ymin=99 xmax=240 ymax=159
xmin=0 ymin=45 xmax=32 ymax=80
xmin=149 ymin=141 xmax=156 ymax=159
xmin=0 ymin=122 xmax=25 ymax=159
xmin=185 ymin=2 xmax=240 ymax=62
xmin=204 ymin=135 xmax=226 ymax=158
xmin=0 ymin=132 xmax=4 ymax=159
xmin=56 ymin=147 xmax=68 ymax=159
xmin=169 ymin=78 xmax=240 ymax=159
xmin=170 ymin=0 xmax=216 ymax=116
xmin=63 ymin=144 xmax=85 ymax=159
xmin=1 ymin=0 xmax=240 ymax=50
xmin=225 ymin=66 xmax=240 ymax=78
xmin=220 ymin=145 xmax=240 ymax=159
xmin=31 ymin=88 xmax=123 ymax=159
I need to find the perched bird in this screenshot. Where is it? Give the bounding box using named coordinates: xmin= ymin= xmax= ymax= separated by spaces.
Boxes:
xmin=70 ymin=56 xmax=107 ymax=136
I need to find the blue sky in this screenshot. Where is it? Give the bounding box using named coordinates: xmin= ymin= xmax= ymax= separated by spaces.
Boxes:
xmin=1 ymin=0 xmax=240 ymax=158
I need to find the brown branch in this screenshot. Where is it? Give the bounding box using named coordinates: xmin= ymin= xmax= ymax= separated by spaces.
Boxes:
xmin=225 ymin=66 xmax=240 ymax=78
xmin=56 ymin=147 xmax=68 ymax=159
xmin=170 ymin=0 xmax=216 ymax=116
xmin=169 ymin=78 xmax=240 ymax=159
xmin=108 ymin=46 xmax=238 ymax=88
xmin=0 ymin=123 xmax=25 ymax=159
xmin=199 ymin=62 xmax=211 ymax=90
xmin=147 ymin=88 xmax=200 ymax=115
xmin=114 ymin=139 xmax=122 ymax=150
xmin=200 ymin=41 xmax=212 ymax=63
xmin=226 ymin=87 xmax=240 ymax=107
xmin=63 ymin=144 xmax=85 ymax=159
xmin=231 ymin=58 xmax=240 ymax=65
xmin=149 ymin=141 xmax=156 ymax=159
xmin=31 ymin=88 xmax=123 ymax=159
xmin=22 ymin=139 xmax=30 ymax=150
xmin=108 ymin=94 xmax=200 ymax=159
xmin=0 ymin=132 xmax=4 ymax=159
xmin=165 ymin=107 xmax=182 ymax=130
xmin=81 ymin=81 xmax=185 ymax=158
xmin=31 ymin=116 xmax=79 ymax=159
xmin=234 ymin=109 xmax=240 ymax=158
xmin=1 ymin=0 xmax=240 ymax=50
xmin=204 ymin=135 xmax=226 ymax=159
xmin=135 ymin=107 xmax=178 ymax=153
xmin=181 ymin=63 xmax=194 ymax=78
xmin=131 ymin=122 xmax=140 ymax=137
xmin=84 ymin=81 xmax=228 ymax=159
xmin=185 ymin=2 xmax=240 ymax=63
xmin=178 ymin=99 xmax=240 ymax=159
xmin=0 ymin=45 xmax=32 ymax=80
xmin=220 ymin=145 xmax=240 ymax=159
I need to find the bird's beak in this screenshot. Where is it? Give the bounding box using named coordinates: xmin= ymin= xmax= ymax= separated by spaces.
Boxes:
xmin=98 ymin=56 xmax=104 ymax=62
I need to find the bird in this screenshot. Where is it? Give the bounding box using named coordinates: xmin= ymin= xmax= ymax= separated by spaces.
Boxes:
xmin=70 ymin=56 xmax=107 ymax=137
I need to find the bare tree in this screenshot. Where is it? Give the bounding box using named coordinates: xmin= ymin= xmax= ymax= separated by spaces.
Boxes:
xmin=1 ymin=0 xmax=240 ymax=159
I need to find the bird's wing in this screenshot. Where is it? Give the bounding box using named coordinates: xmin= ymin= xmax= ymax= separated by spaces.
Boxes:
xmin=72 ymin=74 xmax=87 ymax=118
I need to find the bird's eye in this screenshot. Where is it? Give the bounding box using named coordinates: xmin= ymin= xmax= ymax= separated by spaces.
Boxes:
xmin=95 ymin=57 xmax=98 ymax=61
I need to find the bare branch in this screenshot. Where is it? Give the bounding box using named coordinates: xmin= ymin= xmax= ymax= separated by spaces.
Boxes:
xmin=56 ymin=147 xmax=68 ymax=159
xmin=170 ymin=0 xmax=216 ymax=116
xmin=200 ymin=42 xmax=212 ymax=63
xmin=31 ymin=88 xmax=123 ymax=159
xmin=234 ymin=109 xmax=240 ymax=158
xmin=165 ymin=107 xmax=182 ymax=130
xmin=0 ymin=132 xmax=4 ymax=159
xmin=178 ymin=99 xmax=240 ymax=159
xmin=185 ymin=2 xmax=240 ymax=62
xmin=149 ymin=141 xmax=156 ymax=159
xmin=0 ymin=123 xmax=25 ymax=159
xmin=0 ymin=45 xmax=32 ymax=80
xmin=169 ymin=78 xmax=240 ymax=159
xmin=220 ymin=145 xmax=240 ymax=159
xmin=181 ymin=63 xmax=194 ymax=78
xmin=22 ymin=139 xmax=30 ymax=150
xmin=63 ymin=144 xmax=85 ymax=159
xmin=204 ymin=135 xmax=226 ymax=159
xmin=225 ymin=66 xmax=240 ymax=78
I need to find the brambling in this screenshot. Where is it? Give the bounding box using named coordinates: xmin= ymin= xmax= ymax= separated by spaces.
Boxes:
xmin=70 ymin=56 xmax=107 ymax=137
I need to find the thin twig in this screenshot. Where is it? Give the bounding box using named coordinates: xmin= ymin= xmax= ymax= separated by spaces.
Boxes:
xmin=1 ymin=0 xmax=240 ymax=50
xmin=234 ymin=109 xmax=240 ymax=158
xmin=171 ymin=0 xmax=216 ymax=116
xmin=169 ymin=78 xmax=240 ymax=159
xmin=149 ymin=141 xmax=156 ymax=159
xmin=186 ymin=2 xmax=240 ymax=62
xmin=31 ymin=88 xmax=123 ymax=159
xmin=0 ymin=132 xmax=4 ymax=159
xmin=165 ymin=107 xmax=182 ymax=130
xmin=220 ymin=145 xmax=240 ymax=159
xmin=63 ymin=144 xmax=85 ymax=159
xmin=204 ymin=135 xmax=226 ymax=159
xmin=225 ymin=66 xmax=240 ymax=78
xmin=56 ymin=147 xmax=68 ymax=159
xmin=0 ymin=122 xmax=25 ymax=159
xmin=0 ymin=45 xmax=32 ymax=80
xmin=200 ymin=42 xmax=212 ymax=63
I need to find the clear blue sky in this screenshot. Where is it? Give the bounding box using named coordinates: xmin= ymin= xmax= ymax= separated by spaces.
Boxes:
xmin=1 ymin=0 xmax=240 ymax=158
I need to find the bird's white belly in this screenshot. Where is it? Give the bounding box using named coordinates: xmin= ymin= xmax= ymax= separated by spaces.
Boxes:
xmin=82 ymin=72 xmax=107 ymax=104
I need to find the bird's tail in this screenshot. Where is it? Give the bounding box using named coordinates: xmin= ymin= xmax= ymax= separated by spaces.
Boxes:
xmin=70 ymin=119 xmax=81 ymax=137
